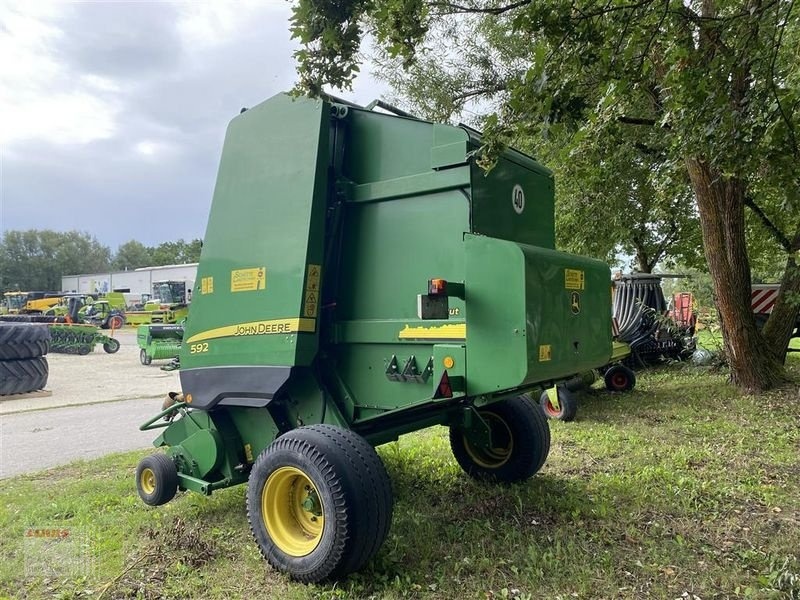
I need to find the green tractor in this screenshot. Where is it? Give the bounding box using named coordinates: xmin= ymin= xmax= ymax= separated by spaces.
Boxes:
xmin=136 ymin=93 xmax=616 ymax=582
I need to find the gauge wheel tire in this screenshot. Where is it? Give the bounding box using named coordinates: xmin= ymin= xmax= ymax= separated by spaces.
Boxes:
xmin=247 ymin=425 xmax=394 ymax=583
xmin=0 ymin=356 xmax=49 ymax=395
xmin=103 ymin=338 xmax=120 ymax=354
xmin=604 ymin=365 xmax=636 ymax=392
xmin=0 ymin=323 xmax=51 ymax=359
xmin=540 ymin=385 xmax=578 ymax=422
xmin=78 ymin=344 xmax=92 ymax=355
xmin=140 ymin=349 xmax=152 ymax=365
xmin=136 ymin=454 xmax=179 ymax=506
xmin=449 ymin=394 xmax=551 ymax=483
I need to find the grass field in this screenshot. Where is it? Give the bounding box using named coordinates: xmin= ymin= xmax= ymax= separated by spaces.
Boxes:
xmin=1 ymin=352 xmax=799 ymax=599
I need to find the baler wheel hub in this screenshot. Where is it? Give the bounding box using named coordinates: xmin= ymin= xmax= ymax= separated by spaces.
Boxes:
xmin=139 ymin=467 xmax=156 ymax=495
xmin=462 ymin=412 xmax=513 ymax=469
xmin=262 ymin=466 xmax=324 ymax=557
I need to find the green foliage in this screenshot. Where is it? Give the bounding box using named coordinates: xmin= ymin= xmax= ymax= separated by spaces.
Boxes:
xmin=148 ymin=239 xmax=202 ymax=266
xmin=0 ymin=230 xmax=111 ymax=291
xmin=112 ymin=240 xmax=152 ymax=271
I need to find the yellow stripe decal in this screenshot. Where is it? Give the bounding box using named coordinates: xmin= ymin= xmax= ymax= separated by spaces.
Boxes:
xmin=186 ymin=317 xmax=316 ymax=344
xmin=398 ymin=323 xmax=466 ymax=340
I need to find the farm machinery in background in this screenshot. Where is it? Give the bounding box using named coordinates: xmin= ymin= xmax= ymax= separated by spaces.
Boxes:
xmin=45 ymin=292 xmax=127 ymax=329
xmin=612 ymin=274 xmax=696 ymax=366
xmin=751 ymin=284 xmax=800 ymax=351
xmin=125 ymin=281 xmax=191 ymax=326
xmin=137 ymin=323 xmax=184 ymax=368
xmin=1 ymin=291 xmax=61 ymax=315
xmin=0 ymin=297 xmax=120 ymax=354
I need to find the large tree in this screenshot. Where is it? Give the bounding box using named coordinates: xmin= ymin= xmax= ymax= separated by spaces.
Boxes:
xmin=0 ymin=230 xmax=111 ymax=291
xmin=291 ymin=0 xmax=800 ymax=391
xmin=113 ymin=240 xmax=152 ymax=271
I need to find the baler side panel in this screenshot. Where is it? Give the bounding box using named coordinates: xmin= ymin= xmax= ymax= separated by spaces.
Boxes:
xmin=470 ymin=155 xmax=556 ymax=249
xmin=179 ymin=94 xmax=330 ymax=410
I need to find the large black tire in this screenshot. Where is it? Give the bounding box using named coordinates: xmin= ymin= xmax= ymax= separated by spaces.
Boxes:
xmin=0 ymin=356 xmax=49 ymax=395
xmin=0 ymin=323 xmax=50 ymax=359
xmin=247 ymin=425 xmax=393 ymax=583
xmin=450 ymin=394 xmax=551 ymax=482
xmin=108 ymin=315 xmax=125 ymax=330
xmin=604 ymin=364 xmax=636 ymax=392
xmin=539 ymin=385 xmax=578 ymax=422
xmin=136 ymin=453 xmax=179 ymax=506
xmin=103 ymin=338 xmax=120 ymax=354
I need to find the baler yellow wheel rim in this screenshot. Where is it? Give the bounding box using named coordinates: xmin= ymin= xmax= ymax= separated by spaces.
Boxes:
xmin=262 ymin=466 xmax=324 ymax=557
xmin=140 ymin=467 xmax=156 ymax=495
xmin=463 ymin=411 xmax=513 ymax=469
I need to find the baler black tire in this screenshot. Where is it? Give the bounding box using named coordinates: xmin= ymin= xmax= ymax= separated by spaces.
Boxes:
xmin=539 ymin=385 xmax=578 ymax=422
xmin=0 ymin=323 xmax=51 ymax=359
xmin=450 ymin=394 xmax=551 ymax=483
xmin=247 ymin=424 xmax=393 ymax=583
xmin=0 ymin=356 xmax=48 ymax=395
xmin=103 ymin=338 xmax=120 ymax=354
xmin=140 ymin=349 xmax=152 ymax=365
xmin=604 ymin=364 xmax=636 ymax=392
xmin=136 ymin=453 xmax=179 ymax=506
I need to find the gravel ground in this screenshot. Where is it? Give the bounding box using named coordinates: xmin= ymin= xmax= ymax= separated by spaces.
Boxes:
xmin=0 ymin=329 xmax=183 ymax=477
xmin=0 ymin=329 xmax=180 ymax=415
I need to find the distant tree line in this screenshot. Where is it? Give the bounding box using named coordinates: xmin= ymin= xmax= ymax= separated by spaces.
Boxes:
xmin=0 ymin=230 xmax=202 ymax=291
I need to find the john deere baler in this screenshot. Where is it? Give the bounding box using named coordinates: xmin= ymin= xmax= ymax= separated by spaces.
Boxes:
xmin=136 ymin=93 xmax=613 ymax=582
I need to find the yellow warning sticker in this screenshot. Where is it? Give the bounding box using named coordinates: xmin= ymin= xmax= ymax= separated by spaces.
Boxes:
xmin=539 ymin=344 xmax=552 ymax=361
xmin=303 ymin=264 xmax=322 ymax=317
xmin=231 ymin=267 xmax=266 ymax=292
xmin=565 ymin=268 xmax=585 ymax=290
xmin=200 ymin=276 xmax=214 ymax=295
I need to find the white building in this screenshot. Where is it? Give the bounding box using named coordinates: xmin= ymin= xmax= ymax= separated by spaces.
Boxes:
xmin=62 ymin=263 xmax=197 ymax=298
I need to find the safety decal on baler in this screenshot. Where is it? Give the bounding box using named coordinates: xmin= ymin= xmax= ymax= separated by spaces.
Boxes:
xmin=303 ymin=264 xmax=321 ymax=318
xmin=185 ymin=317 xmax=316 ymax=344
xmin=538 ymin=345 xmax=552 ymax=361
xmin=231 ymin=267 xmax=266 ymax=292
xmin=200 ymin=276 xmax=214 ymax=295
xmin=564 ymin=268 xmax=585 ymax=290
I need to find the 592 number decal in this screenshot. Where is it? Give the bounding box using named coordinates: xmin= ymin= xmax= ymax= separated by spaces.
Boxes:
xmin=189 ymin=342 xmax=209 ymax=354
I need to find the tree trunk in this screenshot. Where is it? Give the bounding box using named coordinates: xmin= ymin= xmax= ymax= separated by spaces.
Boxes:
xmin=686 ymin=158 xmax=784 ymax=392
xmin=762 ymin=254 xmax=800 ymax=363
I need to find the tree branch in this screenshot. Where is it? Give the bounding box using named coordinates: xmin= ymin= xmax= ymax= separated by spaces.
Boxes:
xmin=427 ymin=0 xmax=531 ymax=15
xmin=744 ymin=196 xmax=793 ymax=252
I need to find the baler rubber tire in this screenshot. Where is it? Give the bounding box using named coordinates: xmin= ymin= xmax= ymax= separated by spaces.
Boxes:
xmin=247 ymin=424 xmax=393 ymax=583
xmin=539 ymin=385 xmax=578 ymax=422
xmin=136 ymin=453 xmax=179 ymax=506
xmin=0 ymin=356 xmax=48 ymax=395
xmin=140 ymin=349 xmax=152 ymax=365
xmin=103 ymin=339 xmax=120 ymax=354
xmin=450 ymin=394 xmax=551 ymax=482
xmin=0 ymin=323 xmax=51 ymax=359
xmin=604 ymin=364 xmax=636 ymax=392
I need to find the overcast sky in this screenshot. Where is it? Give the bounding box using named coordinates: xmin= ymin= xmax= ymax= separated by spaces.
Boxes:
xmin=0 ymin=0 xmax=386 ymax=251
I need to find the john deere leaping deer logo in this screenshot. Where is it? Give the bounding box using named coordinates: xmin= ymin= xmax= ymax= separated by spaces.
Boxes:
xmin=570 ymin=291 xmax=581 ymax=315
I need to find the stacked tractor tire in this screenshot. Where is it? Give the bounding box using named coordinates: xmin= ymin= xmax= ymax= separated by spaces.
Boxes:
xmin=0 ymin=322 xmax=50 ymax=395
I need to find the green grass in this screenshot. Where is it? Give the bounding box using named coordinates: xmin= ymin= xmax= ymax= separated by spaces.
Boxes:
xmin=2 ymin=355 xmax=799 ymax=600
